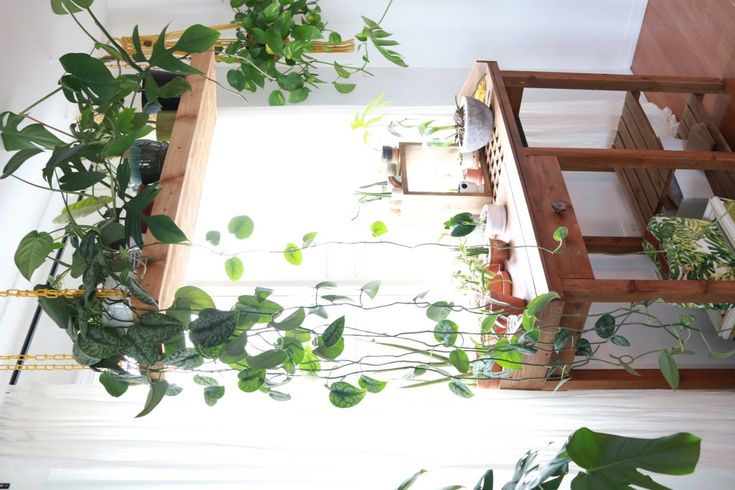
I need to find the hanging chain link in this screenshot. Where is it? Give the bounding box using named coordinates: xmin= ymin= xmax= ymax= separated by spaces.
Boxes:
xmin=0 ymin=288 xmax=125 ymax=299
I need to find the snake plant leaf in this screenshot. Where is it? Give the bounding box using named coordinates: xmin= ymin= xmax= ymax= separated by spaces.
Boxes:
xmin=14 ymin=231 xmax=55 ymax=280
xmin=136 ymin=380 xmax=169 ymax=418
xmin=567 ymin=427 xmax=701 ymax=490
xmin=328 ymin=381 xmax=366 ymax=408
xmin=189 ymin=309 xmax=237 ymax=348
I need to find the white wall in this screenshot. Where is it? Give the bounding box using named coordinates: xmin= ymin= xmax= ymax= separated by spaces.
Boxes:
xmin=0 ymin=0 xmax=111 ymax=385
xmin=107 ymin=0 xmax=647 ymax=106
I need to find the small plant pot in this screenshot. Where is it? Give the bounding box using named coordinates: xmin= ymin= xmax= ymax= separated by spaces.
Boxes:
xmin=480 ymin=203 xmax=507 ymax=237
xmin=464 ymin=167 xmax=485 ymax=185
xmin=127 ymin=140 xmax=168 ymax=186
xmin=459 ymin=96 xmax=494 ymax=152
xmin=489 ymin=239 xmax=511 ymax=265
xmin=142 ymin=70 xmax=185 ymax=113
xmin=485 ymin=293 xmax=526 ymax=315
xmin=486 ymin=266 xmax=512 ymax=297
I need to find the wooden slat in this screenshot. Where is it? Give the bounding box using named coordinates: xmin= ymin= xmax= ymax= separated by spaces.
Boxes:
xmin=500 ymin=301 xmax=564 ymax=390
xmin=527 ymin=147 xmax=735 ymax=171
xmin=555 ymin=301 xmax=591 ymax=370
xmin=138 ymin=50 xmax=217 ymax=309
xmin=498 ymin=70 xmax=723 ymax=93
xmin=563 ymin=278 xmax=735 ymax=303
xmin=584 ymin=236 xmax=644 ymax=254
xmin=547 ymin=369 xmax=735 ymax=390
xmin=507 ymin=86 xmax=524 ymax=115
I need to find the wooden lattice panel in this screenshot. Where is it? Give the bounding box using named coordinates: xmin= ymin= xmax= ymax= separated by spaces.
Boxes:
xmin=485 ymin=121 xmax=503 ymax=203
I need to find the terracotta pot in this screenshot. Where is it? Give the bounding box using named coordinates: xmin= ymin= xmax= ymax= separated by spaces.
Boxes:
xmin=489 ymin=239 xmax=511 ymax=265
xmin=486 ymin=266 xmax=512 ymax=296
xmin=485 ymin=293 xmax=526 ymax=315
xmin=464 ymin=167 xmax=484 ymax=185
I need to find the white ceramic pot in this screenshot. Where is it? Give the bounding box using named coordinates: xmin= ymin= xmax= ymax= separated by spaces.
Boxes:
xmin=459 ymin=96 xmax=494 ymax=152
xmin=480 ymin=203 xmax=507 ymax=237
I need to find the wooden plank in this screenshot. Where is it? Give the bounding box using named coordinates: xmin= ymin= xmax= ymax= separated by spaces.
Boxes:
xmin=520 ymin=155 xmax=594 ymax=286
xmin=527 ymin=147 xmax=735 ymax=171
xmin=555 ymin=301 xmax=591 ymax=371
xmin=500 ymin=301 xmax=564 ymax=390
xmin=584 ymin=236 xmax=643 ymax=254
xmin=615 ymin=168 xmax=651 ymax=231
xmin=138 ymin=50 xmax=217 ymax=309
xmin=507 ymin=86 xmax=524 ymax=115
xmin=547 ymin=369 xmax=735 ymax=390
xmin=498 ymin=69 xmax=723 ymax=93
xmin=563 ymin=278 xmax=735 ymax=303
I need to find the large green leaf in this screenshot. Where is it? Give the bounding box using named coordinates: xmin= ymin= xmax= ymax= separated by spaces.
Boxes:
xmin=14 ymin=231 xmax=55 ymax=280
xmin=99 ymin=371 xmax=128 ymax=397
xmin=358 ymin=374 xmax=387 ymax=393
xmin=59 ymin=53 xmax=120 ymax=104
xmin=138 ymin=312 xmax=183 ymax=342
xmin=1 ymin=148 xmax=43 ymax=178
xmin=142 ymin=215 xmax=188 ymax=244
xmin=53 ymin=196 xmax=112 ymax=224
xmin=449 ymin=349 xmax=470 ymax=374
xmin=204 ymin=385 xmax=225 ymax=406
xmin=228 ymin=215 xmax=254 ymax=239
xmin=268 ymin=307 xmax=305 ymax=331
xmin=246 ymin=349 xmax=287 ymax=369
xmin=283 ymin=243 xmax=303 ymax=265
xmin=321 ymin=316 xmax=345 ymax=348
xmin=594 ymin=313 xmax=616 ymax=339
xmin=50 ymin=0 xmax=94 ymax=15
xmin=238 ymin=368 xmax=266 ymax=392
xmin=427 ymin=301 xmax=453 ymax=322
xmin=396 ymin=469 xmax=427 ymax=490
xmin=136 ymin=380 xmax=169 ymax=417
xmin=522 ymin=291 xmax=560 ymax=331
xmin=328 ymin=381 xmax=366 ymax=408
xmin=124 ymin=328 xmax=161 ymax=365
xmin=434 ymin=319 xmax=459 ymax=347
xmin=164 ymin=348 xmax=204 ymax=369
xmin=173 ymin=24 xmax=220 ymax=53
xmin=224 ymin=257 xmax=244 ymax=281
xmin=189 ymin=309 xmax=237 ymax=348
xmin=659 ymin=351 xmax=680 ymax=391
xmin=567 ymin=427 xmax=701 ymax=490
xmin=174 ymin=285 xmax=215 ymax=311
xmin=313 ymin=337 xmax=345 ymax=360
xmin=0 ymin=112 xmax=64 ymax=151
xmin=78 ymin=326 xmax=125 ymax=359
xmin=36 ymin=286 xmax=72 ymax=329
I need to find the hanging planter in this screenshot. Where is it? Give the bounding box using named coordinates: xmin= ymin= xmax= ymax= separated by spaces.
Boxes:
xmin=458 ymin=96 xmax=494 ymax=152
xmin=126 ymin=140 xmax=169 ymax=186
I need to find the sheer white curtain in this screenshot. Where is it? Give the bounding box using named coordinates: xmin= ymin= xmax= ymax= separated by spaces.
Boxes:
xmin=1 ymin=384 xmax=734 ymax=489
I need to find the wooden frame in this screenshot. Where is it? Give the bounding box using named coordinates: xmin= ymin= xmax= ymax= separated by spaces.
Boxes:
xmin=461 ymin=61 xmax=735 ymax=390
xmin=137 ymin=50 xmax=217 ymax=309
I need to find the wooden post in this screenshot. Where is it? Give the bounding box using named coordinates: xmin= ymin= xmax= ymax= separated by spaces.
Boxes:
xmin=563 ymin=278 xmax=735 ymax=303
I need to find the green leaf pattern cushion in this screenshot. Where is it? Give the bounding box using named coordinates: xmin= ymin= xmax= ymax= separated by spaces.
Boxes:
xmin=643 ymin=216 xmax=735 ymax=310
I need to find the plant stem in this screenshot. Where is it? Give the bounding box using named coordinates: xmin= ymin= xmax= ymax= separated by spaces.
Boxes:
xmin=85 ymin=7 xmax=143 ymax=73
xmin=20 ymin=114 xmax=75 ymax=139
xmin=10 ymin=175 xmax=86 ymax=195
xmin=378 ymin=0 xmax=395 ymax=24
xmin=20 ymin=88 xmax=63 ymax=115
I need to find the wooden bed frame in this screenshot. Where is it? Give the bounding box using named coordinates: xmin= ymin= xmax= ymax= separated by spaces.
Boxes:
xmin=461 ymin=62 xmax=735 ymax=390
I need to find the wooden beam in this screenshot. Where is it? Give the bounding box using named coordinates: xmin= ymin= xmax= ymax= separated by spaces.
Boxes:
xmin=138 ymin=50 xmax=217 ymax=309
xmin=507 ymin=86 xmax=524 ymax=115
xmin=546 ymin=369 xmax=735 ymax=390
xmin=499 ymin=70 xmax=723 ymax=93
xmin=584 ymin=236 xmax=643 ymax=254
xmin=563 ymin=278 xmax=735 ymax=303
xmin=526 ymin=147 xmax=735 ymax=171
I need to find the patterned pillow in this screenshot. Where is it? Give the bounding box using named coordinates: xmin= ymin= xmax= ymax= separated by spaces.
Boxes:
xmin=642 ymin=216 xmax=735 ymax=310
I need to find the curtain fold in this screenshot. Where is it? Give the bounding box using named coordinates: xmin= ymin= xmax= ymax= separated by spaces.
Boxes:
xmin=2 ymin=383 xmax=734 ymax=489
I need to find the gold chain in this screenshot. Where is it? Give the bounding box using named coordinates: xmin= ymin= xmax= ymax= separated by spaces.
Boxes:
xmin=0 ymin=363 xmax=88 ymax=371
xmin=0 ymin=288 xmax=124 ymax=299
xmin=0 ymin=354 xmax=74 ymax=361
